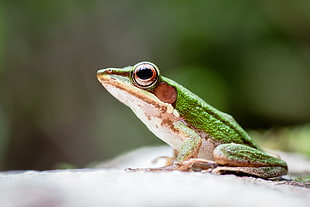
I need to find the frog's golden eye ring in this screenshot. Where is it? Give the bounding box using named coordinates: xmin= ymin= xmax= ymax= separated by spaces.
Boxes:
xmin=132 ymin=62 xmax=159 ymax=88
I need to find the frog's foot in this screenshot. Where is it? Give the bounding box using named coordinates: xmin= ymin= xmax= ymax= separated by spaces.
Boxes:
xmin=181 ymin=158 xmax=218 ymax=172
xmin=125 ymin=159 xmax=217 ymax=172
xmin=125 ymin=165 xmax=181 ymax=172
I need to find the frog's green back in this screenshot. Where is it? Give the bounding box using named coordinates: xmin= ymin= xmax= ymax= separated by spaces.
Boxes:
xmin=161 ymin=77 xmax=259 ymax=149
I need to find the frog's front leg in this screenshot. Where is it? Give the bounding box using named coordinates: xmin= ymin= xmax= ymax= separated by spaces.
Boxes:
xmin=174 ymin=121 xmax=202 ymax=162
xmin=127 ymin=122 xmax=205 ymax=172
xmin=164 ymin=121 xmax=222 ymax=171
xmin=212 ymin=143 xmax=288 ymax=178
xmin=145 ymin=121 xmax=205 ymax=171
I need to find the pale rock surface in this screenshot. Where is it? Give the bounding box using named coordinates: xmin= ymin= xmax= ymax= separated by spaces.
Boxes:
xmin=0 ymin=146 xmax=309 ymax=207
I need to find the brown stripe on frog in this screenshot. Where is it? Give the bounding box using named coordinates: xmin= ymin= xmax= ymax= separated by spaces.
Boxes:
xmin=161 ymin=118 xmax=180 ymax=134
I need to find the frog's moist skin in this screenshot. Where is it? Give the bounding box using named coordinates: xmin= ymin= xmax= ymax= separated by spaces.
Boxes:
xmin=97 ymin=61 xmax=288 ymax=178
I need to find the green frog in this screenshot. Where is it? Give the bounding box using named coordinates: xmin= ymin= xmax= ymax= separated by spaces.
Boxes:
xmin=97 ymin=61 xmax=287 ymax=178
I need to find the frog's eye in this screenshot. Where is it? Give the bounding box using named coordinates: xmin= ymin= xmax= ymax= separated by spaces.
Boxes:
xmin=132 ymin=62 xmax=159 ymax=88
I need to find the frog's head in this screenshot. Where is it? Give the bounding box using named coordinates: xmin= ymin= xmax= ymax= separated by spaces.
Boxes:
xmin=97 ymin=62 xmax=183 ymax=150
xmin=97 ymin=62 xmax=177 ymax=107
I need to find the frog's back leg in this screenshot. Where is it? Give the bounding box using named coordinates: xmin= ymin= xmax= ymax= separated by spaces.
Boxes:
xmin=212 ymin=143 xmax=288 ymax=178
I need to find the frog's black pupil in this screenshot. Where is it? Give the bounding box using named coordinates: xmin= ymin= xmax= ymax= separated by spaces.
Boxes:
xmin=136 ymin=68 xmax=153 ymax=80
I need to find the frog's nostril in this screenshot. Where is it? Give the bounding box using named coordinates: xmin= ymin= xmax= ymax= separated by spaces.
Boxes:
xmin=105 ymin=69 xmax=113 ymax=74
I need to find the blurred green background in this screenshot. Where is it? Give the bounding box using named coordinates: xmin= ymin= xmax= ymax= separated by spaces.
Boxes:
xmin=0 ymin=0 xmax=309 ymax=170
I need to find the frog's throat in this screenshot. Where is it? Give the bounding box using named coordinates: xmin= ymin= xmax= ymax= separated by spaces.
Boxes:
xmin=98 ymin=74 xmax=184 ymax=151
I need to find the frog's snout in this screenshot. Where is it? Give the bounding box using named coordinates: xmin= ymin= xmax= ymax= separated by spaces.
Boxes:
xmin=97 ymin=68 xmax=111 ymax=80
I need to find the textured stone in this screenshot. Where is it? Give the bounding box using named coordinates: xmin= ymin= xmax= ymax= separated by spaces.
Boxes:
xmin=0 ymin=146 xmax=309 ymax=207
